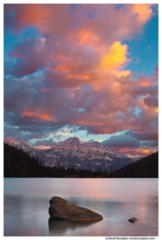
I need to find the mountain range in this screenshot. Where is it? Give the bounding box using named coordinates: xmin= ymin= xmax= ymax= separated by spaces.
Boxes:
xmin=11 ymin=137 xmax=133 ymax=172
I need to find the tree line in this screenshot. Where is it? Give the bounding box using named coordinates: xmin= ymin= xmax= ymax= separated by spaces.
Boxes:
xmin=4 ymin=143 xmax=158 ymax=178
xmin=107 ymin=151 xmax=158 ymax=178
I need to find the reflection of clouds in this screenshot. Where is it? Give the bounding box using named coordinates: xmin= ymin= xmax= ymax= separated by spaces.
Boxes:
xmin=4 ymin=195 xmax=48 ymax=236
xmin=48 ymin=217 xmax=99 ymax=235
xmin=61 ymin=178 xmax=157 ymax=203
xmin=4 ymin=178 xmax=158 ymax=201
xmin=138 ymin=201 xmax=147 ymax=220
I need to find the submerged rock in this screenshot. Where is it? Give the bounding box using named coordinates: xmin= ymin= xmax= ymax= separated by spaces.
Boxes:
xmin=49 ymin=196 xmax=103 ymax=221
xmin=128 ymin=217 xmax=138 ymax=223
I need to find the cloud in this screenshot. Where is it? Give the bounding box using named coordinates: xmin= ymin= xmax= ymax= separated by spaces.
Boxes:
xmin=4 ymin=4 xmax=52 ymax=34
xmin=142 ymin=140 xmax=158 ymax=147
xmin=102 ymin=132 xmax=141 ymax=148
xmin=143 ymin=95 xmax=158 ymax=107
xmin=5 ymin=37 xmax=49 ymax=77
xmin=86 ymin=139 xmax=103 ymax=143
xmin=20 ymin=111 xmax=56 ymax=122
xmin=4 ymin=66 xmax=158 ymax=142
xmin=4 ymin=4 xmax=155 ymax=37
xmin=32 ymin=138 xmax=56 ymax=147
xmin=4 ymin=4 xmax=158 ymax=156
xmin=33 ymin=135 xmax=44 ymax=139
xmin=130 ymin=4 xmax=153 ymax=25
xmin=101 ymin=131 xmax=157 ymax=156
xmin=100 ymin=41 xmax=130 ymax=77
xmin=55 ymin=132 xmax=74 ymax=136
xmin=61 ymin=127 xmax=71 ymax=131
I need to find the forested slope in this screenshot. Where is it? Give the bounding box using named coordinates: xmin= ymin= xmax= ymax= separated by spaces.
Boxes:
xmin=4 ymin=143 xmax=158 ymax=178
xmin=108 ymin=151 xmax=158 ymax=178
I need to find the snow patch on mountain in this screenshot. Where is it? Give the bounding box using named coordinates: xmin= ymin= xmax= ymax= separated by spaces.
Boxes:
xmin=34 ymin=145 xmax=52 ymax=150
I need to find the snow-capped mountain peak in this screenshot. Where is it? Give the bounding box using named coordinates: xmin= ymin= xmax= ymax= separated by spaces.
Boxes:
xmin=10 ymin=137 xmax=132 ymax=172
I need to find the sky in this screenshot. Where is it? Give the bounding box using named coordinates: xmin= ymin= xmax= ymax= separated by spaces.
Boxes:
xmin=4 ymin=3 xmax=158 ymax=158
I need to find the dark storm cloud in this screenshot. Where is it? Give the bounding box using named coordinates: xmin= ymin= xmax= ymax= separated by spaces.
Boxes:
xmin=101 ymin=131 xmax=142 ymax=148
xmin=143 ymin=95 xmax=158 ymax=107
xmin=5 ymin=37 xmax=50 ymax=78
xmin=101 ymin=130 xmax=158 ymax=156
xmin=142 ymin=140 xmax=158 ymax=147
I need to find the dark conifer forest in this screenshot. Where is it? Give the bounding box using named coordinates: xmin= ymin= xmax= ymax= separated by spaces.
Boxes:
xmin=107 ymin=151 xmax=158 ymax=178
xmin=4 ymin=143 xmax=158 ymax=178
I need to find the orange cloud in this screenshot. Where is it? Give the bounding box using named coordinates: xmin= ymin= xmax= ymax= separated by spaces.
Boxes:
xmin=54 ymin=63 xmax=70 ymax=73
xmin=138 ymin=76 xmax=156 ymax=87
xmin=53 ymin=55 xmax=91 ymax=82
xmin=20 ymin=111 xmax=55 ymax=121
xmin=97 ymin=41 xmax=131 ymax=83
xmin=74 ymin=117 xmax=135 ymax=134
xmin=18 ymin=4 xmax=52 ymax=33
xmin=69 ymin=30 xmax=100 ymax=50
xmin=60 ymin=40 xmax=131 ymax=92
xmin=115 ymin=147 xmax=151 ymax=156
xmin=77 ymin=30 xmax=99 ymax=48
xmin=131 ymin=4 xmax=153 ymax=25
xmin=101 ymin=42 xmax=129 ymax=69
xmin=56 ymin=41 xmax=131 ymax=91
xmin=67 ymin=74 xmax=90 ymax=80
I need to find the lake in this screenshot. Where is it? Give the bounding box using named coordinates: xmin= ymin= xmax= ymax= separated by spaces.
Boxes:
xmin=4 ymin=178 xmax=158 ymax=236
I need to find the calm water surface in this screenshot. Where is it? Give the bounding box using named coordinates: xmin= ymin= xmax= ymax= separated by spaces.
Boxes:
xmin=4 ymin=178 xmax=158 ymax=236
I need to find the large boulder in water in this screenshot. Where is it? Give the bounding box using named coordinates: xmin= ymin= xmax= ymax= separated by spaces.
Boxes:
xmin=49 ymin=196 xmax=103 ymax=221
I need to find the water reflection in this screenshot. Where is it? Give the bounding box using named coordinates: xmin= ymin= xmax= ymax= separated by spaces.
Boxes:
xmin=4 ymin=178 xmax=158 ymax=201
xmin=48 ymin=217 xmax=100 ymax=235
xmin=4 ymin=178 xmax=158 ymax=236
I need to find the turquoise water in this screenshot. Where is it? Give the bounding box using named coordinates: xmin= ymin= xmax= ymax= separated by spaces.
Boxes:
xmin=4 ymin=178 xmax=158 ymax=236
